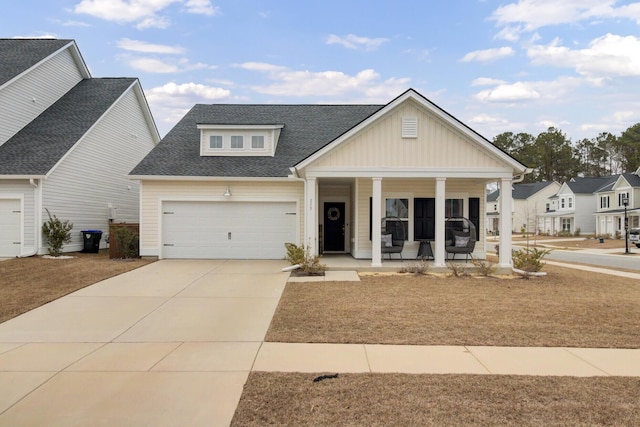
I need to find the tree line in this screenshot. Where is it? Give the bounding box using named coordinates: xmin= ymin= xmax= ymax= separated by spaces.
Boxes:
xmin=492 ymin=123 xmax=640 ymax=183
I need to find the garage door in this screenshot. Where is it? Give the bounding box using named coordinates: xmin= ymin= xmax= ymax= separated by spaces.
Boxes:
xmin=162 ymin=201 xmax=297 ymax=259
xmin=0 ymin=199 xmax=21 ymax=257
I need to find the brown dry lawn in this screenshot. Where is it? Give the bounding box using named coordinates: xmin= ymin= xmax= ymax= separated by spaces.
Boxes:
xmin=266 ymin=264 xmax=640 ymax=348
xmin=0 ymin=251 xmax=153 ymax=323
xmin=232 ymin=373 xmax=640 ymax=427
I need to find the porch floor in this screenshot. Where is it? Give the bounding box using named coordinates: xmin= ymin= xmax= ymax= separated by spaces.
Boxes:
xmin=319 ymin=254 xmax=495 ymax=274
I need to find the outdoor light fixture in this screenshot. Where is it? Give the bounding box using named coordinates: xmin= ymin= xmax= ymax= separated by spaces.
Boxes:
xmin=223 ymin=186 xmax=232 ymax=197
xmin=623 ymin=195 xmax=630 ymax=254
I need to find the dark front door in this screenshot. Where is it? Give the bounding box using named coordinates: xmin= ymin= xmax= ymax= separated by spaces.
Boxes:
xmin=324 ymin=202 xmax=345 ymax=251
xmin=414 ymin=198 xmax=435 ymax=240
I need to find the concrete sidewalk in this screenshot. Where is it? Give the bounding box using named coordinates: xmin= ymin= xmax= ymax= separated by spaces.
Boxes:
xmin=1 ymin=258 xmax=639 ymax=426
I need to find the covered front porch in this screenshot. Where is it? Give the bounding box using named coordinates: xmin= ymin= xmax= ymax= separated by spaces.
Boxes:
xmin=301 ymin=175 xmax=515 ymax=269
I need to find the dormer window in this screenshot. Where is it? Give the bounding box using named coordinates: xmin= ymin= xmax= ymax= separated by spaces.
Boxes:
xmin=198 ymin=124 xmax=284 ymax=157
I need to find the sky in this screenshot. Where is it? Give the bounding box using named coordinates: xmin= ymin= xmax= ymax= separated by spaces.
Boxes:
xmin=3 ymin=0 xmax=640 ymax=140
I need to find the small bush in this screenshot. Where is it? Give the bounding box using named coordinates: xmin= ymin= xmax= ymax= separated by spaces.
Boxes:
xmin=399 ymin=261 xmax=430 ymax=275
xmin=557 ymin=231 xmax=572 ymax=237
xmin=41 ymin=209 xmax=73 ymax=257
xmin=284 ymin=243 xmax=326 ymax=275
xmin=446 ymin=261 xmax=468 ymax=277
xmin=512 ymin=247 xmax=551 ymax=272
xmin=470 ymin=257 xmax=496 ymax=277
xmin=110 ymin=226 xmax=139 ymax=259
xmin=574 ymin=227 xmax=581 ymax=237
xmin=615 ymin=230 xmax=622 ymax=240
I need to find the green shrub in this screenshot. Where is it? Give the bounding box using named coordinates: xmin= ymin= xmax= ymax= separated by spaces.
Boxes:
xmin=41 ymin=208 xmax=73 ymax=257
xmin=111 ymin=226 xmax=139 ymax=259
xmin=512 ymin=247 xmax=551 ymax=272
xmin=284 ymin=242 xmax=326 ymax=275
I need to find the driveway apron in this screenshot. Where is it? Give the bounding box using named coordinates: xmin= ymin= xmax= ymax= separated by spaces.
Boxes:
xmin=0 ymin=259 xmax=289 ymax=427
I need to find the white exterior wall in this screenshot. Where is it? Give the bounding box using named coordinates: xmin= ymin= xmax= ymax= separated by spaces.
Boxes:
xmin=139 ymin=180 xmax=304 ymax=257
xmin=41 ymin=87 xmax=156 ymax=253
xmin=354 ymin=178 xmax=485 ymax=259
xmin=573 ymin=194 xmax=597 ymax=234
xmin=512 ymin=183 xmax=561 ymax=233
xmin=0 ymin=47 xmax=83 ymax=146
xmin=0 ymin=180 xmax=36 ymax=254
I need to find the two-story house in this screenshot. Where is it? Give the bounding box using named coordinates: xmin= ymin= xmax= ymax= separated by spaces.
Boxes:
xmin=486 ymin=181 xmax=560 ymax=235
xmin=594 ymin=168 xmax=640 ymax=237
xmin=0 ymin=39 xmax=159 ymax=257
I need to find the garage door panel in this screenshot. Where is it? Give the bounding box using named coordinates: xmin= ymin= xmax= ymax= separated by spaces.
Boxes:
xmin=162 ymin=201 xmax=296 ymax=259
xmin=0 ymin=199 xmax=21 ymax=257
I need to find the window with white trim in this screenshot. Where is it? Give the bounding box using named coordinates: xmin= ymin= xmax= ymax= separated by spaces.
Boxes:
xmin=619 ymin=192 xmax=630 ymax=207
xmin=251 ymin=135 xmax=265 ymax=149
xmin=562 ymin=218 xmax=571 ymax=232
xmin=230 ymin=135 xmax=244 ymax=149
xmin=568 ymin=197 xmax=573 ymax=208
xmin=209 ymin=135 xmax=223 ymax=149
xmin=561 ymin=198 xmax=565 ymax=209
xmin=600 ymin=196 xmax=610 ymax=209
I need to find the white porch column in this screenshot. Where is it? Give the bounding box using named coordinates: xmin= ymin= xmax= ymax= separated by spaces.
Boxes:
xmin=305 ymin=177 xmax=318 ymax=255
xmin=499 ymin=177 xmax=513 ymax=267
xmin=371 ymin=177 xmax=382 ymax=267
xmin=434 ymin=177 xmax=446 ymax=267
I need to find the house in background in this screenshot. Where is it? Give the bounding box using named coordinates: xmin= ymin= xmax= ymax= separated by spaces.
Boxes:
xmin=485 ymin=181 xmax=560 ymax=235
xmin=537 ymin=176 xmax=612 ymax=235
xmin=131 ymin=89 xmax=530 ymax=268
xmin=594 ymin=168 xmax=640 ymax=237
xmin=0 ymin=39 xmax=159 ymax=257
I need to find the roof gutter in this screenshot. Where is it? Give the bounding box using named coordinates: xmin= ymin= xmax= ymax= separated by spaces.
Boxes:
xmin=513 ymin=168 xmax=533 ymax=184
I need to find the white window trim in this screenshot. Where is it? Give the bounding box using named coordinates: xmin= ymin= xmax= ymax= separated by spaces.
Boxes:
xmin=209 ymin=135 xmax=223 ymax=150
xmin=382 ymin=192 xmax=413 ymax=241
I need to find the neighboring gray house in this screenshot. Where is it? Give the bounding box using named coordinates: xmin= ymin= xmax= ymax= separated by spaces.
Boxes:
xmin=538 ymin=176 xmax=613 ymax=235
xmin=594 ymin=168 xmax=640 ymax=237
xmin=486 ymin=181 xmax=560 ymax=235
xmin=0 ymin=39 xmax=159 ymax=256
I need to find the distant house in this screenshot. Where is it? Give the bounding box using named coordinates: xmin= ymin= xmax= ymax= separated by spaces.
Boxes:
xmin=486 ymin=181 xmax=560 ymax=235
xmin=130 ymin=89 xmax=530 ymax=268
xmin=593 ymin=168 xmax=640 ymax=237
xmin=0 ymin=39 xmax=159 ymax=256
xmin=538 ymin=176 xmax=613 ymax=235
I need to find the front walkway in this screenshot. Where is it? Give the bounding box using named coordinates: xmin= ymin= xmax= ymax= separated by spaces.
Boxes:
xmin=1 ymin=258 xmax=640 ymax=426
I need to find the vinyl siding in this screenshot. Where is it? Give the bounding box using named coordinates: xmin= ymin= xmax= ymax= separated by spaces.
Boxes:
xmin=0 ymin=180 xmax=36 ymax=252
xmin=139 ymin=180 xmax=304 ymax=256
xmin=355 ymin=177 xmax=485 ymax=258
xmin=42 ymin=87 xmax=156 ymax=253
xmin=310 ymin=102 xmax=505 ymax=170
xmin=0 ymin=47 xmax=83 ymax=146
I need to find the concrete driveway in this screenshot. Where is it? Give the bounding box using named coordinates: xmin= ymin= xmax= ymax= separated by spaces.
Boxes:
xmin=0 ymin=260 xmax=289 ymax=427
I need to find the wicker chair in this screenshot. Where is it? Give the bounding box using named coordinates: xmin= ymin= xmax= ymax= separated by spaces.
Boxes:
xmin=381 ymin=217 xmax=405 ymax=261
xmin=444 ymin=217 xmax=477 ymax=262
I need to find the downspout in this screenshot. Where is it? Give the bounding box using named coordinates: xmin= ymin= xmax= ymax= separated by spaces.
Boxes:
xmin=19 ymin=178 xmax=40 ymax=257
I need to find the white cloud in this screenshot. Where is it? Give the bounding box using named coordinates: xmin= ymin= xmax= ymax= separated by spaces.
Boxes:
xmin=128 ymin=56 xmax=214 ymax=73
xmin=471 ymin=77 xmax=507 ymax=87
xmin=240 ymin=63 xmax=410 ymax=101
xmin=61 ymin=20 xmax=91 ymax=27
xmin=468 ymin=114 xmax=509 ymax=125
xmin=12 ymin=34 xmax=58 ymax=39
xmin=475 ymin=81 xmax=540 ymax=102
xmin=494 ymin=25 xmax=522 ymax=42
xmin=117 ymin=38 xmax=185 ymax=54
xmin=460 ymin=47 xmax=514 ymax=63
xmin=145 ymin=82 xmax=231 ymax=135
xmin=326 ymin=34 xmax=389 ymax=51
xmin=74 ymin=0 xmax=218 ymax=29
xmin=183 ymin=0 xmax=219 ymax=15
xmin=527 ymin=34 xmax=640 ymax=77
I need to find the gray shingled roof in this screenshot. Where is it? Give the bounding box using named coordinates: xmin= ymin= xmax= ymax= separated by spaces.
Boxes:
xmin=0 ymin=78 xmax=136 ymax=176
xmin=513 ymin=181 xmax=556 ymax=199
xmin=0 ymin=39 xmax=73 ymax=87
xmin=567 ymin=176 xmax=616 ymax=194
xmin=130 ymin=104 xmax=384 ymax=177
xmin=596 ymin=173 xmax=640 ymax=192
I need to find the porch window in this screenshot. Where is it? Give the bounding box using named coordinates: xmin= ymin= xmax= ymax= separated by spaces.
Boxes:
xmin=445 ymin=199 xmax=463 ymax=218
xmin=385 ymin=198 xmax=409 ymax=240
xmin=562 ymin=218 xmax=571 ymax=232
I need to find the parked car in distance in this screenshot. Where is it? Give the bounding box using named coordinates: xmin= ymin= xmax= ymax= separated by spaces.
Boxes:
xmin=630 ymin=228 xmax=640 ymax=247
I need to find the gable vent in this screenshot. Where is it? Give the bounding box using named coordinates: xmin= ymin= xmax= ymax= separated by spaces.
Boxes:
xmin=402 ymin=117 xmax=418 ymax=138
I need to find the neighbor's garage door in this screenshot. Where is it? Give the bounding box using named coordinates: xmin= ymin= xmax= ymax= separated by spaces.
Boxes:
xmin=0 ymin=199 xmax=21 ymax=257
xmin=162 ymin=201 xmax=297 ymax=259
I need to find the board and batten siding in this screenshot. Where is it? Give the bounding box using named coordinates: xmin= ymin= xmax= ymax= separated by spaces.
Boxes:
xmin=0 ymin=180 xmax=36 ymax=252
xmin=139 ymin=180 xmax=305 ymax=257
xmin=310 ymin=102 xmax=506 ymax=170
xmin=354 ymin=177 xmax=485 ymax=258
xmin=42 ymin=87 xmax=156 ymax=253
xmin=0 ymin=47 xmax=84 ymax=147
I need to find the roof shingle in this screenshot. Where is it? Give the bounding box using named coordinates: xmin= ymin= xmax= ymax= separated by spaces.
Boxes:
xmin=0 ymin=39 xmax=73 ymax=87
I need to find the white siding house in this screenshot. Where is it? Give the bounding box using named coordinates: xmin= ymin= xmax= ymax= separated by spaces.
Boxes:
xmin=0 ymin=39 xmax=159 ymax=256
xmin=594 ymin=170 xmax=640 ymax=237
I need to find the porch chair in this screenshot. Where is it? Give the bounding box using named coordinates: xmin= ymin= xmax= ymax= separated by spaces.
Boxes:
xmin=444 ymin=217 xmax=476 ymax=262
xmin=381 ymin=216 xmax=405 ymax=261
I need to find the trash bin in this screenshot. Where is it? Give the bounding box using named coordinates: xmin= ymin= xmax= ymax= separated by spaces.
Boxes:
xmin=81 ymin=230 xmax=103 ymax=253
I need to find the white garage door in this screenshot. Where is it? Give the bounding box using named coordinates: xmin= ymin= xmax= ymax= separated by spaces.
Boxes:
xmin=0 ymin=199 xmax=21 ymax=257
xmin=162 ymin=201 xmax=297 ymax=259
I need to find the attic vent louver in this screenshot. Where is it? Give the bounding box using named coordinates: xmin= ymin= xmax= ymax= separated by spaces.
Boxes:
xmin=402 ymin=117 xmax=418 ymax=138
